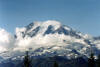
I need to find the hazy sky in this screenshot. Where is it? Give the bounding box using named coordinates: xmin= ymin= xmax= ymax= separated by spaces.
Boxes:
xmin=0 ymin=0 xmax=100 ymax=36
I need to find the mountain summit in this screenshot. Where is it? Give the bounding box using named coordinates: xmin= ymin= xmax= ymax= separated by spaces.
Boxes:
xmin=16 ymin=20 xmax=82 ymax=39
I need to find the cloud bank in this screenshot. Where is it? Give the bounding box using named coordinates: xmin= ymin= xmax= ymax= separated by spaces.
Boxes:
xmin=0 ymin=28 xmax=15 ymax=52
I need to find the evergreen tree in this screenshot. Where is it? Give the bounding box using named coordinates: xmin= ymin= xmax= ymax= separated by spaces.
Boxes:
xmin=23 ymin=51 xmax=32 ymax=67
xmin=54 ymin=61 xmax=59 ymax=67
xmin=96 ymin=54 xmax=100 ymax=67
xmin=88 ymin=53 xmax=95 ymax=67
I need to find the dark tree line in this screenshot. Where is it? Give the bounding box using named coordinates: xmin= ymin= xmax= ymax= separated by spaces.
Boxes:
xmin=96 ymin=55 xmax=100 ymax=67
xmin=23 ymin=51 xmax=32 ymax=67
xmin=23 ymin=51 xmax=100 ymax=67
xmin=23 ymin=51 xmax=59 ymax=67
xmin=88 ymin=53 xmax=95 ymax=67
xmin=88 ymin=53 xmax=100 ymax=67
xmin=54 ymin=61 xmax=59 ymax=67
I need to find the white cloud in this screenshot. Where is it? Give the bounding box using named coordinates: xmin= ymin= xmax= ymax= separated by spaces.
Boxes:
xmin=0 ymin=28 xmax=15 ymax=52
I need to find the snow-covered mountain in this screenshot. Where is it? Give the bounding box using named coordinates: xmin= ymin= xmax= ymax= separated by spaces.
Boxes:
xmin=0 ymin=20 xmax=100 ymax=63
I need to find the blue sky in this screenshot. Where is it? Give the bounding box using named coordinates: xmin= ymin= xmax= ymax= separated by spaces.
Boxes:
xmin=0 ymin=0 xmax=100 ymax=36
